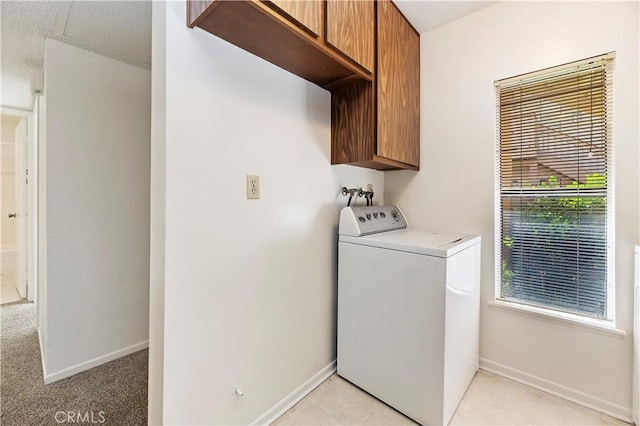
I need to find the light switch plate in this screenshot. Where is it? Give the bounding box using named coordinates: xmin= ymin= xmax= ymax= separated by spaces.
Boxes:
xmin=247 ymin=175 xmax=260 ymax=199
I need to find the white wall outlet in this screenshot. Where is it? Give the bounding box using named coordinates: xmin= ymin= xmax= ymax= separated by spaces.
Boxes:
xmin=247 ymin=175 xmax=260 ymax=199
xmin=367 ymin=184 xmax=373 ymax=192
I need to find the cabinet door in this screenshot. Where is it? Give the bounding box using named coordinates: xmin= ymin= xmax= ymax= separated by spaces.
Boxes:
xmin=326 ymin=0 xmax=375 ymax=72
xmin=377 ymin=0 xmax=420 ymax=167
xmin=269 ymin=0 xmax=322 ymax=37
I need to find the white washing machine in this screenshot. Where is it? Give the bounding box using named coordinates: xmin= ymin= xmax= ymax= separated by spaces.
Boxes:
xmin=337 ymin=205 xmax=481 ymax=426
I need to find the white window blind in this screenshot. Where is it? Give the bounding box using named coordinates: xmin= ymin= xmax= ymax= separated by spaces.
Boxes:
xmin=495 ymin=54 xmax=614 ymax=319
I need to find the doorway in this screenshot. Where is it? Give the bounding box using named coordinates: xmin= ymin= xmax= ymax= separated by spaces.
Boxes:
xmin=1 ymin=112 xmax=32 ymax=305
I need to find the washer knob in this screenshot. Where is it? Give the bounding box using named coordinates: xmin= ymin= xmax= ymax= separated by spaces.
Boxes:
xmin=379 ymin=212 xmax=386 ymax=218
xmin=391 ymin=210 xmax=400 ymax=221
xmin=358 ymin=216 xmax=366 ymax=223
xmin=366 ymin=213 xmax=372 ymax=220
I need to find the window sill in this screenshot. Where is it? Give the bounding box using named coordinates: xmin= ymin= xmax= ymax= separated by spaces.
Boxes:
xmin=488 ymin=300 xmax=627 ymax=339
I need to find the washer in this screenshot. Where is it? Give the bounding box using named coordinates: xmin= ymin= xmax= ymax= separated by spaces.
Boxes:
xmin=337 ymin=205 xmax=481 ymax=426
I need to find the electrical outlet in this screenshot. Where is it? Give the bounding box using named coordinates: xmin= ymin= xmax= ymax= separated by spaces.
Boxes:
xmin=247 ymin=175 xmax=260 ymax=199
xmin=367 ymin=184 xmax=373 ymax=192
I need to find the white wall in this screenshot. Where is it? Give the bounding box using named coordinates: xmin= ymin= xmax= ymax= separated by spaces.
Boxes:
xmin=148 ymin=1 xmax=166 ymax=423
xmin=151 ymin=2 xmax=384 ymax=423
xmin=42 ymin=39 xmax=151 ymax=379
xmin=1 ymin=114 xmax=20 ymax=140
xmin=386 ymin=1 xmax=639 ymax=420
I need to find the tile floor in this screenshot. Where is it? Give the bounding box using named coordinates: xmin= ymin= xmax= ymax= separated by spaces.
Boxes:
xmin=272 ymin=371 xmax=630 ymax=426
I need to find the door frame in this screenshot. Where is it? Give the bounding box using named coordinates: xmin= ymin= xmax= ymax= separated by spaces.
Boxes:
xmin=14 ymin=117 xmax=28 ymax=299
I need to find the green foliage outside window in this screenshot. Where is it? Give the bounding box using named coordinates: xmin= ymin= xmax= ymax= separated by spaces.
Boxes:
xmin=501 ymin=173 xmax=607 ymax=317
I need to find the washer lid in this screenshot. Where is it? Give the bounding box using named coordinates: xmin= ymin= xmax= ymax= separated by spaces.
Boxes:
xmin=339 ymin=229 xmax=481 ymax=258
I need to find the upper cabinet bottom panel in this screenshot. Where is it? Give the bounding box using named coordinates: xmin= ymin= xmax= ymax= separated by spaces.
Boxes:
xmin=188 ymin=1 xmax=371 ymax=89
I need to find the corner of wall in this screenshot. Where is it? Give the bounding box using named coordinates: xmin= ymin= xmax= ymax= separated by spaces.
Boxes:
xmin=37 ymin=80 xmax=48 ymax=381
xmin=148 ymin=1 xmax=167 ymax=424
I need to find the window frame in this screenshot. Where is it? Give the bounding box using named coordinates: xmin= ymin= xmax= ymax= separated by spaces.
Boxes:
xmin=493 ymin=53 xmax=616 ymax=323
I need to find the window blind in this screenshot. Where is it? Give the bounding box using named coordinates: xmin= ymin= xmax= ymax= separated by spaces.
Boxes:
xmin=496 ymin=54 xmax=614 ymax=319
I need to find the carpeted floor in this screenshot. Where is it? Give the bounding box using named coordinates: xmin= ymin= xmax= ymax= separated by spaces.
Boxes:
xmin=0 ymin=302 xmax=148 ymax=425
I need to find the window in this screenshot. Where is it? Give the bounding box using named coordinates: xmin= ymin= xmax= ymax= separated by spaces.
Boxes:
xmin=495 ymin=53 xmax=614 ymax=320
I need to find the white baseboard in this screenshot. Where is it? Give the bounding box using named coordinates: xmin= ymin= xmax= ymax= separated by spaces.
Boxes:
xmin=251 ymin=360 xmax=337 ymax=426
xmin=479 ymin=357 xmax=632 ymax=423
xmin=44 ymin=340 xmax=149 ymax=384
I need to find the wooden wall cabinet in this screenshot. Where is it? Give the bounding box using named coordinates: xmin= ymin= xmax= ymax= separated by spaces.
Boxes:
xmin=268 ymin=1 xmax=322 ymax=37
xmin=187 ymin=0 xmax=373 ymax=89
xmin=326 ymin=0 xmax=375 ymax=73
xmin=332 ymin=0 xmax=420 ymax=170
xmin=187 ymin=0 xmax=420 ymax=171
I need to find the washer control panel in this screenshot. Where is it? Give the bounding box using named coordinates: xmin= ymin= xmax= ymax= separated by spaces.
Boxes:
xmin=339 ymin=205 xmax=407 ymax=236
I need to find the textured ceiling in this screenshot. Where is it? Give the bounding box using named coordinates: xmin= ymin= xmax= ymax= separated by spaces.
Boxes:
xmin=1 ymin=1 xmax=58 ymax=79
xmin=64 ymin=1 xmax=152 ymax=66
xmin=1 ymin=1 xmax=151 ymax=110
xmin=0 ymin=0 xmax=491 ymax=110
